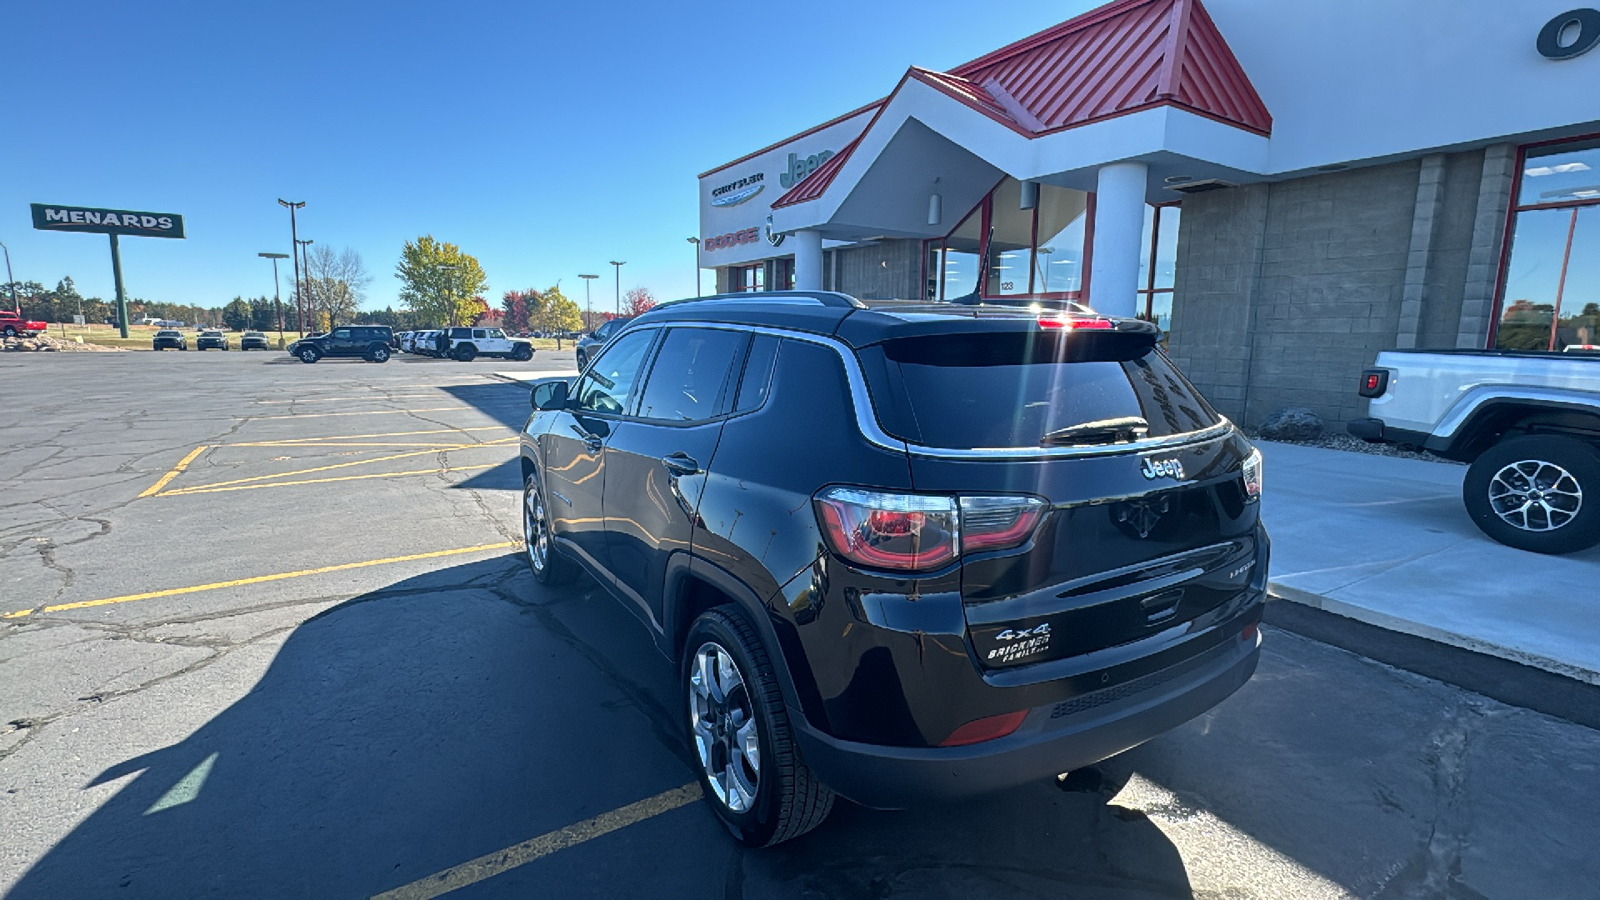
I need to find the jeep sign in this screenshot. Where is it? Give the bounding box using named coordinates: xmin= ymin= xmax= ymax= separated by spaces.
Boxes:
xmin=30 ymin=204 xmax=186 ymax=239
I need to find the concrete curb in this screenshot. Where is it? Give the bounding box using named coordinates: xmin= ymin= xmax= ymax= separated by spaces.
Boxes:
xmin=1265 ymin=584 xmax=1600 ymax=732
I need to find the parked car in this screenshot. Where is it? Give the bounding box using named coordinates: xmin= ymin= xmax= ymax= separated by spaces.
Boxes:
xmin=411 ymin=329 xmax=443 ymax=357
xmin=239 ymin=331 xmax=272 ymax=351
xmin=574 ymin=316 xmax=631 ymax=371
xmin=196 ymin=330 xmax=230 ymax=351
xmin=0 ymin=311 xmax=48 ymax=337
xmin=520 ymin=291 xmax=1268 ymax=845
xmin=1350 ymin=348 xmax=1600 ymax=553
xmin=286 ymin=325 xmax=394 ymax=363
xmin=151 ymin=330 xmax=188 ymax=351
xmin=441 ymin=326 xmax=535 ymax=361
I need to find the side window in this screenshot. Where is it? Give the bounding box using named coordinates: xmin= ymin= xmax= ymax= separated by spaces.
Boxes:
xmin=574 ymin=330 xmax=656 ymax=416
xmin=732 ymin=335 xmax=781 ymax=413
xmin=488 ymin=329 xmax=505 ymax=339
xmin=473 ymin=329 xmax=487 ymax=339
xmin=597 ymin=320 xmax=617 ymax=339
xmin=636 ymin=328 xmax=747 ymax=422
xmin=333 ymin=329 xmax=350 ymax=340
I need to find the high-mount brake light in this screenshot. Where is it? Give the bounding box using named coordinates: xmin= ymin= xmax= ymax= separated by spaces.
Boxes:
xmin=813 ymin=489 xmax=1046 ymax=573
xmin=1038 ymin=316 xmax=1113 ymax=330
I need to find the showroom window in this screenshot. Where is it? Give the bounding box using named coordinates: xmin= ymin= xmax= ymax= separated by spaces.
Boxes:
xmin=1493 ymin=135 xmax=1600 ymax=352
xmin=922 ymin=178 xmax=1175 ymax=321
xmin=730 ymin=263 xmax=765 ymax=293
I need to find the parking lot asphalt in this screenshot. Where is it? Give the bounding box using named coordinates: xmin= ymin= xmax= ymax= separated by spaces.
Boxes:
xmin=2 ymin=350 xmax=1598 ymax=899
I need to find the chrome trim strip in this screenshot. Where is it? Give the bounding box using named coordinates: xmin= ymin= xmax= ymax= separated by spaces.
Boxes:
xmin=652 ymin=320 xmax=1233 ymax=460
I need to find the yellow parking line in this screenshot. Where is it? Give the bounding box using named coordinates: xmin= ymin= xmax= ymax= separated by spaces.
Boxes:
xmin=243 ymin=426 xmax=510 ymax=444
xmin=371 ymin=783 xmax=701 ymax=900
xmin=254 ymin=394 xmax=438 ymax=405
xmin=247 ymin=407 xmax=473 ymax=420
xmin=162 ymin=439 xmax=515 ymax=492
xmin=227 ymin=441 xmax=500 ymax=449
xmin=138 ymin=446 xmax=208 ymax=498
xmin=1 ymin=541 xmax=519 ymax=620
xmin=160 ymin=464 xmax=498 ymax=496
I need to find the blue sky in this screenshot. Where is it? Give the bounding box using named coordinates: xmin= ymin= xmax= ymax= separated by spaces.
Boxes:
xmin=4 ymin=0 xmax=1095 ymax=313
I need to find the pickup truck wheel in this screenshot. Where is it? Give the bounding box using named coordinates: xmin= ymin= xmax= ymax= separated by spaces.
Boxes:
xmin=297 ymin=346 xmax=321 ymax=364
xmin=523 ymin=474 xmax=576 ymax=585
xmin=2 ymin=326 xmax=15 ymax=337
xmin=1464 ymin=435 xmax=1600 ymax=554
xmin=683 ymin=607 xmax=834 ymax=847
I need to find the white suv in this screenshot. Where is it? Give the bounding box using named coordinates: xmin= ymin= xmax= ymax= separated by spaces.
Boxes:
xmin=443 ymin=327 xmax=534 ymax=362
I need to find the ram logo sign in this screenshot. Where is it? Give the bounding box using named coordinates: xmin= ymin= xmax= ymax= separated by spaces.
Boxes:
xmin=31 ymin=204 xmax=186 ymax=239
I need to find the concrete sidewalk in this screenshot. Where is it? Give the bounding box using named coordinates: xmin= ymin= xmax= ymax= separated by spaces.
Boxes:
xmin=1259 ymin=441 xmax=1600 ymax=684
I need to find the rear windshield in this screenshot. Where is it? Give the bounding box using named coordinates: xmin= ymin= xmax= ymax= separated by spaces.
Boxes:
xmin=862 ymin=331 xmax=1221 ymax=449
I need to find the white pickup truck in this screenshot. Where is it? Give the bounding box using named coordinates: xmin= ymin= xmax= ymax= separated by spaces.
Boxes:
xmin=1349 ymin=349 xmax=1600 ymax=554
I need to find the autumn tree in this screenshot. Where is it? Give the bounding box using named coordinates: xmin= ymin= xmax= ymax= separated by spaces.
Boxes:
xmin=622 ymin=287 xmax=657 ymax=317
xmin=501 ymin=289 xmax=538 ymax=333
xmin=532 ymin=285 xmax=583 ymax=347
xmin=395 ymin=235 xmax=489 ymax=327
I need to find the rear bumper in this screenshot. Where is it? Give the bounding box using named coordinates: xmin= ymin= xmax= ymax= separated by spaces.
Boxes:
xmin=792 ymin=623 xmax=1261 ymax=810
xmin=1347 ymin=417 xmax=1384 ymax=441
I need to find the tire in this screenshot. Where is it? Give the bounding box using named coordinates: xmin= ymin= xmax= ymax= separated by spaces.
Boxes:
xmin=682 ymin=607 xmax=834 ymax=847
xmin=2 ymin=326 xmax=16 ymax=337
xmin=297 ymin=346 xmax=322 ymax=364
xmin=367 ymin=344 xmax=391 ymax=363
xmin=512 ymin=344 xmax=533 ymax=362
xmin=1463 ymin=435 xmax=1600 ymax=554
xmin=523 ymin=473 xmax=577 ymax=585
xmin=575 ymin=349 xmax=588 ymax=371
xmin=453 ymin=344 xmax=477 ymax=362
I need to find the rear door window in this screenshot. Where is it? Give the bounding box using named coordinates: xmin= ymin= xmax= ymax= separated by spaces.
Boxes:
xmin=636 ymin=328 xmax=746 ymax=422
xmin=867 ymin=331 xmax=1220 ymax=449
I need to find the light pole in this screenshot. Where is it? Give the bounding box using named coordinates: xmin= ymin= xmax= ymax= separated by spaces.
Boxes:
xmin=0 ymin=240 xmax=17 ymax=315
xmin=579 ymin=273 xmax=598 ymax=329
xmin=296 ymin=239 xmax=315 ymax=331
xmin=438 ymin=263 xmax=460 ymax=327
xmin=277 ymin=200 xmax=305 ymax=333
xmin=259 ymin=252 xmax=290 ymax=343
xmin=686 ymin=238 xmax=701 ymax=297
xmin=609 ymin=260 xmax=626 ymax=316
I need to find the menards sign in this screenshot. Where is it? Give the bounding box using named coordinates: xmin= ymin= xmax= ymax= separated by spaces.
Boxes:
xmin=31 ymin=203 xmax=185 ymax=239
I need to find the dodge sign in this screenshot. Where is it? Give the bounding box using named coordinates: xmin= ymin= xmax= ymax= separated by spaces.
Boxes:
xmin=31 ymin=204 xmax=186 ymax=239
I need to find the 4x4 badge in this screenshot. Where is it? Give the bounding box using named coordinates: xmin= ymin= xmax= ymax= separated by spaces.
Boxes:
xmin=1140 ymin=457 xmax=1185 ymax=481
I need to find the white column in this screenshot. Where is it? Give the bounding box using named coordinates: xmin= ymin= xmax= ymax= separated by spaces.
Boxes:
xmin=1088 ymin=161 xmax=1149 ymax=318
xmin=792 ymin=229 xmax=824 ymax=291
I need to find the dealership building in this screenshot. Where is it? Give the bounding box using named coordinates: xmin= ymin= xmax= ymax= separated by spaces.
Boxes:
xmin=696 ymin=0 xmax=1600 ymax=427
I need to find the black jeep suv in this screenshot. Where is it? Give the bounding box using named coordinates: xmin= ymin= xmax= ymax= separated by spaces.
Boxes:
xmin=518 ymin=292 xmax=1268 ymax=846
xmin=287 ymin=325 xmax=393 ymax=363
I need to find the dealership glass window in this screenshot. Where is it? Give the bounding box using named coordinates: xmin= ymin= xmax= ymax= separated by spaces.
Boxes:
xmin=772 ymin=258 xmax=795 ymax=291
xmin=939 ymin=203 xmax=983 ymax=300
xmin=1137 ymin=205 xmax=1180 ymax=331
xmin=730 ymin=263 xmax=765 ymax=293
xmin=982 ymin=178 xmax=1034 ymax=296
xmin=1495 ymin=136 xmax=1600 ymax=351
xmin=1033 ymin=184 xmax=1088 ymax=295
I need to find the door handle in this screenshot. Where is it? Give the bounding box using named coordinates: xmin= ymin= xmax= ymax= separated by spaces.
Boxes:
xmin=661 ymin=453 xmax=700 ymax=477
xmin=584 ymin=436 xmax=603 ymax=453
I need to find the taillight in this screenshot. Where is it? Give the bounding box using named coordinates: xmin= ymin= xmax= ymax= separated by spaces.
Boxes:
xmin=1241 ymin=448 xmax=1263 ymax=502
xmin=813 ymin=489 xmax=1044 ymax=573
xmin=938 ymin=709 xmax=1028 ymax=746
xmin=1358 ymin=368 xmax=1389 ymax=398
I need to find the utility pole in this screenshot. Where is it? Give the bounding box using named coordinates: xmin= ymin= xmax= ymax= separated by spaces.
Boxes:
xmin=277 ymin=199 xmax=305 ymax=333
xmin=686 ymin=238 xmax=701 ymax=297
xmin=0 ymin=240 xmax=17 ymax=315
xmin=259 ymin=252 xmax=290 ymax=344
xmin=296 ymin=239 xmax=315 ymax=331
xmin=579 ymin=274 xmax=598 ymax=329
xmin=609 ymin=260 xmax=626 ymax=316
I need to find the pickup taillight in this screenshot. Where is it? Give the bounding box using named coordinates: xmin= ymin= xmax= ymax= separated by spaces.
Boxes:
xmin=1359 ymin=369 xmax=1389 ymax=398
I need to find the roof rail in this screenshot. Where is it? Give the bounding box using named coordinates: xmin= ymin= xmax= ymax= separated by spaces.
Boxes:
xmin=656 ymin=290 xmax=866 ymax=310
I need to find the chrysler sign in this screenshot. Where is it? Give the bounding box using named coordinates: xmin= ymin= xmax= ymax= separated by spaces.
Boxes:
xmin=31 ymin=204 xmax=185 ymax=239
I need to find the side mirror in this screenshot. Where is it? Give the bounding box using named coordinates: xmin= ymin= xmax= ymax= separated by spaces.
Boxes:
xmin=530 ymin=379 xmax=569 ymax=411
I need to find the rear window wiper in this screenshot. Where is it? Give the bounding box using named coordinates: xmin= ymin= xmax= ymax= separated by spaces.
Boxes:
xmin=1039 ymin=416 xmax=1150 ymax=447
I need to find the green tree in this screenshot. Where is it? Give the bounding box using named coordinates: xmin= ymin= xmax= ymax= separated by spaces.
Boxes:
xmin=221 ymin=296 xmax=252 ymax=331
xmin=395 ymin=235 xmax=488 ymax=327
xmin=532 ymin=285 xmax=583 ymax=347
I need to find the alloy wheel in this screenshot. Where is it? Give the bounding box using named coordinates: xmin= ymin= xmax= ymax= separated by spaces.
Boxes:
xmin=1488 ymin=458 xmax=1583 ymax=532
xmin=524 ymin=487 xmax=549 ymax=573
xmin=689 ymin=642 xmax=760 ymax=813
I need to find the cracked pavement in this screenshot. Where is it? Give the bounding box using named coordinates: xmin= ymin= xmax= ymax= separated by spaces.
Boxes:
xmin=2 ymin=350 xmax=1597 ymax=899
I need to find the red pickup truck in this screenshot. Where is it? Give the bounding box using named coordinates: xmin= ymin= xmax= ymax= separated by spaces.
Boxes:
xmin=1 ymin=311 xmax=48 ymax=338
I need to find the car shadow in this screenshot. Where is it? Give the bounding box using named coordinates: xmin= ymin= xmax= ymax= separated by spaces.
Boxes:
xmin=5 ymin=554 xmax=1197 ymax=899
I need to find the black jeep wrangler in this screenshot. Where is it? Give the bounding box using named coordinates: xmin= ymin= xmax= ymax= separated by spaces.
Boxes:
xmin=519 ymin=292 xmax=1268 ymax=846
xmin=287 ymin=326 xmax=393 ymax=363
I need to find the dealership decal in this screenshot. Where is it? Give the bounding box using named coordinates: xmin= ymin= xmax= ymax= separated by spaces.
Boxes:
xmin=779 ymin=150 xmax=835 ymax=189
xmin=710 ymin=172 xmax=765 ymax=207
xmin=31 ymin=204 xmax=186 ymax=239
xmin=987 ymin=623 xmax=1051 ymax=664
xmin=1538 ymin=8 xmax=1600 ymax=60
xmin=702 ymin=227 xmax=762 ymax=251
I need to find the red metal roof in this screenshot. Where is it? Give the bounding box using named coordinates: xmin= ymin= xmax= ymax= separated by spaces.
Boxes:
xmin=948 ymin=0 xmax=1270 ymax=136
xmin=770 ymin=0 xmax=1269 ymax=209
